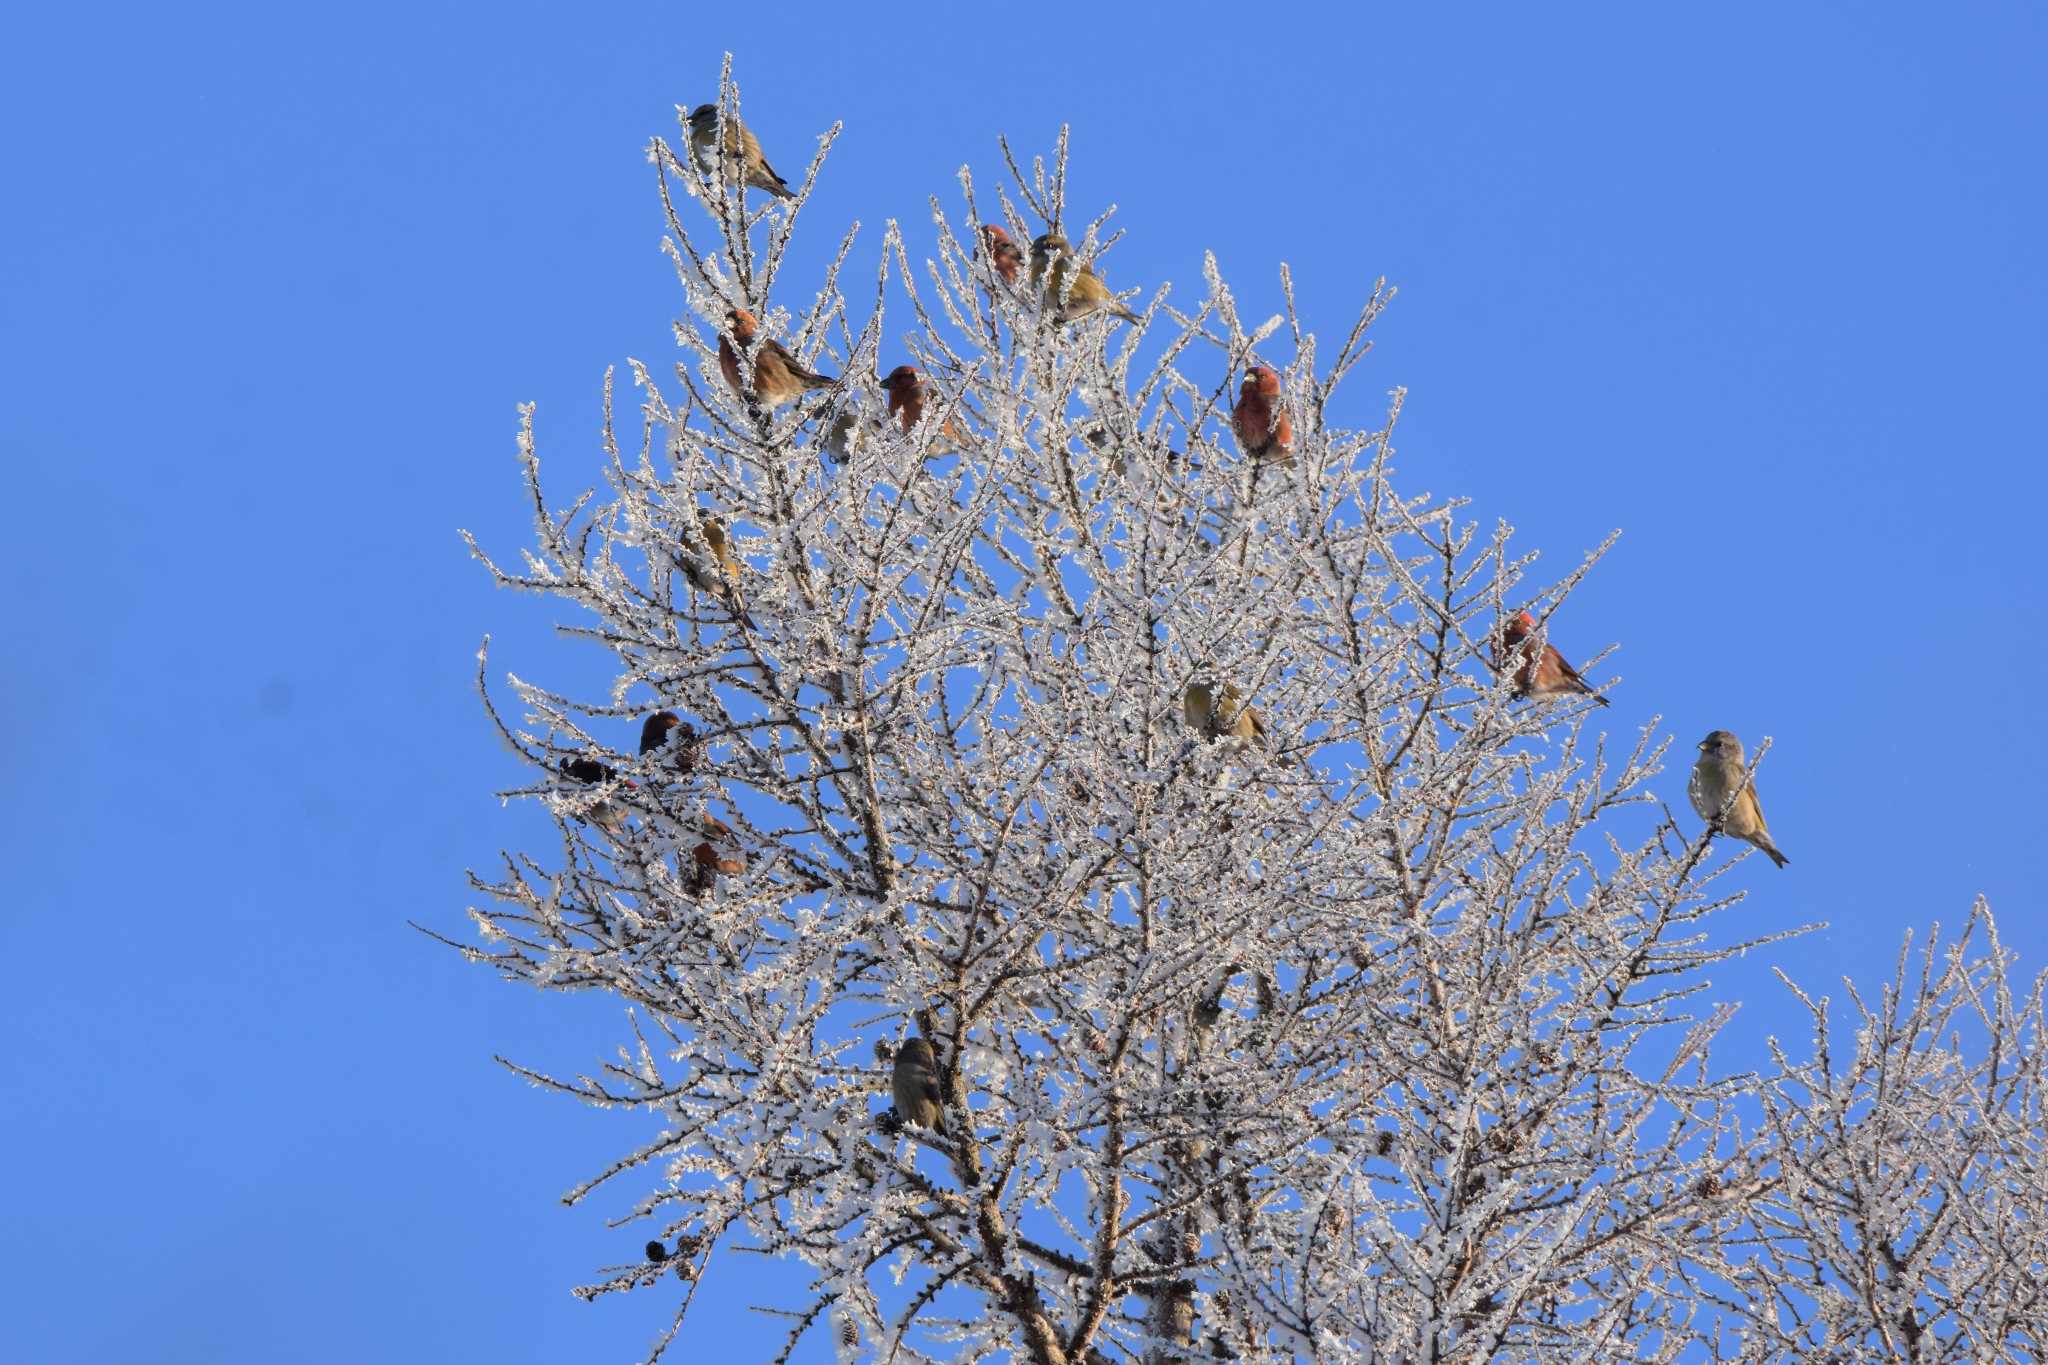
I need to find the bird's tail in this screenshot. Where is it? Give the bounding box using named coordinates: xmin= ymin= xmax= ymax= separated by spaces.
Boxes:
xmin=1763 ymin=841 xmax=1789 ymax=868
xmin=1114 ymin=303 xmax=1143 ymax=325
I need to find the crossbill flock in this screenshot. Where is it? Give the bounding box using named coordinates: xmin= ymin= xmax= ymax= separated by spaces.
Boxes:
xmin=567 ymin=91 xmax=1805 ymax=1212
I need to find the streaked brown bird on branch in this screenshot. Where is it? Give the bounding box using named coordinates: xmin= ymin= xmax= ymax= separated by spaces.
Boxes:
xmin=1232 ymin=366 xmax=1295 ymax=464
xmin=678 ymin=515 xmax=757 ymax=630
xmin=1494 ymin=610 xmax=1608 ymax=706
xmin=1688 ymin=730 xmax=1789 ymax=868
xmin=1184 ymin=679 xmax=1266 ymax=743
xmin=979 ymin=223 xmax=1023 ymax=285
xmin=719 ymin=308 xmax=834 ymax=409
xmin=685 ymin=103 xmax=795 ymax=200
xmin=891 ymin=1036 xmax=947 ymax=1134
xmin=881 ymin=365 xmax=963 ymax=453
xmin=1029 ymin=232 xmax=1142 ymax=324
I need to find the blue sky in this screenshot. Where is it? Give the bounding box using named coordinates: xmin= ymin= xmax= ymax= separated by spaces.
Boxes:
xmin=3 ymin=3 xmax=2043 ymax=1360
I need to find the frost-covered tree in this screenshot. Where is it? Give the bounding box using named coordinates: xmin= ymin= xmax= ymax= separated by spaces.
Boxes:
xmin=449 ymin=67 xmax=2047 ymax=1364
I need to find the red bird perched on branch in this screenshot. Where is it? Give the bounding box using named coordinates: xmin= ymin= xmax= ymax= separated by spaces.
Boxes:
xmin=640 ymin=711 xmax=699 ymax=769
xmin=1495 ymin=610 xmax=1608 ymax=706
xmin=686 ymin=814 xmax=748 ymax=895
xmin=978 ymin=224 xmax=1023 ymax=285
xmin=1232 ymin=366 xmax=1295 ymax=464
xmin=880 ymin=365 xmax=963 ymax=453
xmin=719 ymin=308 xmax=834 ymax=409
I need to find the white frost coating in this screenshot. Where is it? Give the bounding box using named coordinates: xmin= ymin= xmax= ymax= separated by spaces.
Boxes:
xmin=454 ymin=62 xmax=2048 ymax=1365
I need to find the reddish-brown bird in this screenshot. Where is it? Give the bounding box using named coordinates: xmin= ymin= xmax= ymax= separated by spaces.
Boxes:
xmin=978 ymin=224 xmax=1023 ymax=285
xmin=881 ymin=365 xmax=963 ymax=453
xmin=1232 ymin=366 xmax=1295 ymax=464
xmin=1495 ymin=610 xmax=1608 ymax=705
xmin=640 ymin=711 xmax=698 ymax=768
xmin=719 ymin=308 xmax=834 ymax=408
xmin=686 ymin=813 xmax=748 ymax=895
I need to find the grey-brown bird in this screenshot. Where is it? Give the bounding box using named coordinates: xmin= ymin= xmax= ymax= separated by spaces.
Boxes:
xmin=890 ymin=1036 xmax=946 ymax=1134
xmin=1029 ymin=232 xmax=1142 ymax=324
xmin=719 ymin=308 xmax=834 ymax=410
xmin=1495 ymin=610 xmax=1608 ymax=706
xmin=685 ymin=103 xmax=795 ymax=199
xmin=1688 ymin=731 xmax=1789 ymax=868
xmin=1184 ymin=679 xmax=1266 ymax=743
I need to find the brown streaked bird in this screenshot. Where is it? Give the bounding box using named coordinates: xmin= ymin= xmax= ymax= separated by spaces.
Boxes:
xmin=1688 ymin=730 xmax=1789 ymax=868
xmin=890 ymin=1036 xmax=946 ymax=1134
xmin=1232 ymin=366 xmax=1295 ymax=464
xmin=1494 ymin=610 xmax=1608 ymax=706
xmin=880 ymin=365 xmax=963 ymax=453
xmin=978 ymin=223 xmax=1023 ymax=285
xmin=1029 ymin=232 xmax=1142 ymax=324
xmin=1184 ymin=679 xmax=1266 ymax=743
xmin=719 ymin=308 xmax=835 ymax=409
xmin=685 ymin=103 xmax=795 ymax=200
xmin=678 ymin=515 xmax=757 ymax=630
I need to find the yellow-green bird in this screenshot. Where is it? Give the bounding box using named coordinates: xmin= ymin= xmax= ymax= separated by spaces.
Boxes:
xmin=1688 ymin=730 xmax=1789 ymax=868
xmin=680 ymin=515 xmax=756 ymax=629
xmin=686 ymin=103 xmax=795 ymax=200
xmin=1184 ymin=679 xmax=1266 ymax=743
xmin=1029 ymin=232 xmax=1141 ymax=324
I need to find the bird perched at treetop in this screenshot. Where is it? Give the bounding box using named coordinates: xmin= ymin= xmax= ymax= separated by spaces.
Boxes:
xmin=685 ymin=103 xmax=795 ymax=200
xmin=1688 ymin=730 xmax=1789 ymax=868
xmin=1029 ymin=232 xmax=1141 ymax=324
xmin=1494 ymin=610 xmax=1608 ymax=706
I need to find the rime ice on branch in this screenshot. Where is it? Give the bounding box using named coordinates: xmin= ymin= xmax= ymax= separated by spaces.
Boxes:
xmin=452 ymin=63 xmax=2048 ymax=1365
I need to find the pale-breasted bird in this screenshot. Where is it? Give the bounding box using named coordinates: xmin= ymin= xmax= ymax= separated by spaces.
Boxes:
xmin=719 ymin=309 xmax=834 ymax=409
xmin=1494 ymin=610 xmax=1608 ymax=706
xmin=891 ymin=1036 xmax=946 ymax=1133
xmin=1232 ymin=366 xmax=1295 ymax=464
xmin=1029 ymin=232 xmax=1142 ymax=324
xmin=880 ymin=365 xmax=963 ymax=453
xmin=1688 ymin=730 xmax=1789 ymax=868
xmin=1184 ymin=679 xmax=1266 ymax=743
xmin=685 ymin=103 xmax=795 ymax=200
xmin=978 ymin=224 xmax=1023 ymax=285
